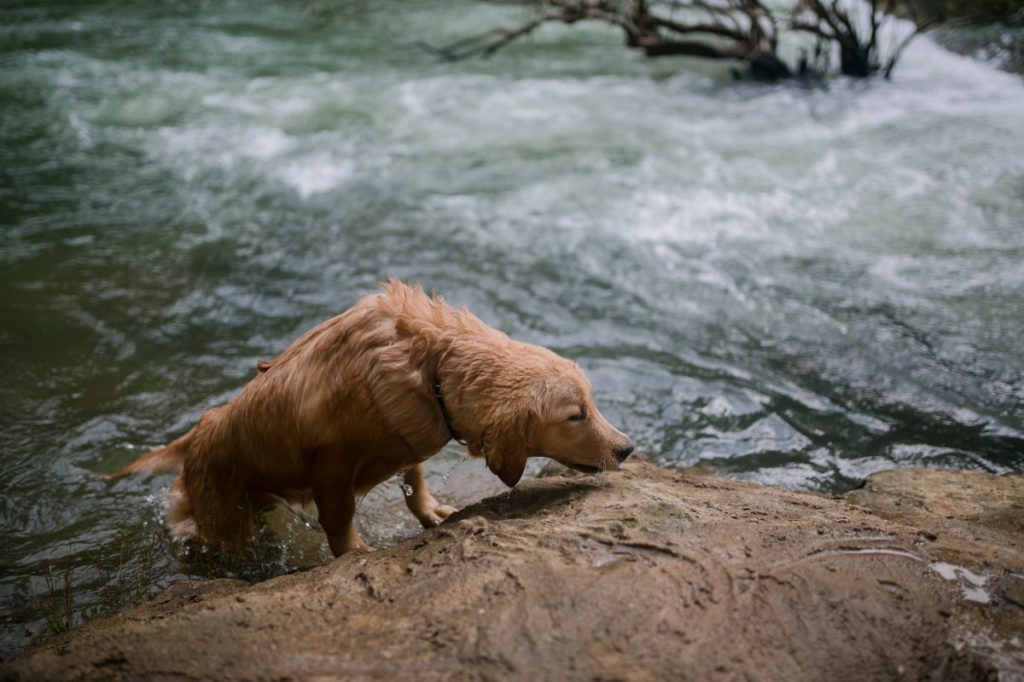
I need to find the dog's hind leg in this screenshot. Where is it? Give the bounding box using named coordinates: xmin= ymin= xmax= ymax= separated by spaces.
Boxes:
xmin=402 ymin=463 xmax=457 ymax=528
xmin=183 ymin=464 xmax=255 ymax=551
xmin=165 ymin=474 xmax=198 ymax=543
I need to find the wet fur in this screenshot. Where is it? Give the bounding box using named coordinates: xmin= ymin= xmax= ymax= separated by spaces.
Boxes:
xmin=106 ymin=280 xmax=631 ymax=556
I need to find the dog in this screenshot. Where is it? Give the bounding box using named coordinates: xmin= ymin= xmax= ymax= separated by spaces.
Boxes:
xmin=106 ymin=280 xmax=634 ymax=556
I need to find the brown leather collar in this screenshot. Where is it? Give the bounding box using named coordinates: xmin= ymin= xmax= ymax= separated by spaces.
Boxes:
xmin=433 ymin=381 xmax=465 ymax=445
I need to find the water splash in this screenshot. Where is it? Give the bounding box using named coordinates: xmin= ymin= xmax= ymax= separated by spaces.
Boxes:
xmin=929 ymin=561 xmax=991 ymax=604
xmin=809 ymin=548 xmax=994 ymax=605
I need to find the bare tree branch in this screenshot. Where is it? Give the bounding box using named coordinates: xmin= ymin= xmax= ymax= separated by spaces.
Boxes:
xmin=425 ymin=0 xmax=942 ymax=80
xmin=418 ymin=6 xmax=593 ymax=61
xmin=882 ymin=15 xmax=941 ymax=79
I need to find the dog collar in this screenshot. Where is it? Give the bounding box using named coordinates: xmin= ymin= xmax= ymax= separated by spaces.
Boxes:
xmin=433 ymin=381 xmax=466 ymax=445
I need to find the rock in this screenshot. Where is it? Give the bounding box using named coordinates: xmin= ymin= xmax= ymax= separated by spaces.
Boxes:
xmin=847 ymin=467 xmax=1023 ymax=576
xmin=4 ymin=461 xmax=1023 ymax=680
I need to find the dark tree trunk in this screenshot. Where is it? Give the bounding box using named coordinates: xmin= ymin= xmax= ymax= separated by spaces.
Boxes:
xmin=748 ymin=51 xmax=793 ymax=81
xmin=838 ymin=40 xmax=875 ymax=77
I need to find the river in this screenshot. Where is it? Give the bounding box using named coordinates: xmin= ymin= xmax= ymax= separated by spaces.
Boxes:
xmin=2 ymin=0 xmax=1022 ymax=657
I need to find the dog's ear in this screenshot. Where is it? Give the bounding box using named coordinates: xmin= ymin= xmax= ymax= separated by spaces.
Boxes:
xmin=486 ymin=447 xmax=528 ymax=488
xmin=480 ymin=399 xmax=536 ymax=488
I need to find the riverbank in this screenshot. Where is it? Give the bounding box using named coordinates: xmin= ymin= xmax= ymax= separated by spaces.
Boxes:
xmin=5 ymin=460 xmax=1022 ymax=680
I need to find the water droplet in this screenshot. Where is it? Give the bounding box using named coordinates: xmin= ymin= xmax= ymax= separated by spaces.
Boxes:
xmin=440 ymin=455 xmax=466 ymax=486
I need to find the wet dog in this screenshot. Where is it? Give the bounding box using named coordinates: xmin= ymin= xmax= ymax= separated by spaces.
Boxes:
xmin=106 ymin=280 xmax=634 ymax=556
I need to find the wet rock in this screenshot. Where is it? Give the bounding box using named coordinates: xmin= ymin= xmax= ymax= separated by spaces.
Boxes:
xmin=847 ymin=468 xmax=1023 ymax=573
xmin=4 ymin=462 xmax=1022 ymax=680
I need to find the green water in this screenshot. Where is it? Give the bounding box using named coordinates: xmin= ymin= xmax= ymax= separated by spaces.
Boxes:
xmin=2 ymin=0 xmax=1023 ymax=657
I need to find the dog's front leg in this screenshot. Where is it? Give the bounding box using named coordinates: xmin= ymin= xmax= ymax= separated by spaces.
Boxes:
xmin=403 ymin=463 xmax=457 ymax=528
xmin=312 ymin=461 xmax=371 ymax=556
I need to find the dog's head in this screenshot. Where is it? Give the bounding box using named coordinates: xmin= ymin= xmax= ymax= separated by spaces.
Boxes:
xmin=469 ymin=345 xmax=634 ymax=487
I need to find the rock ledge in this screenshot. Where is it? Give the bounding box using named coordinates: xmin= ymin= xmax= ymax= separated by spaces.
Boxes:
xmin=5 ymin=461 xmax=1023 ymax=680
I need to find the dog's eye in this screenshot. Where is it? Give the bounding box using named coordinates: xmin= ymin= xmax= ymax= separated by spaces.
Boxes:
xmin=568 ymin=409 xmax=587 ymax=422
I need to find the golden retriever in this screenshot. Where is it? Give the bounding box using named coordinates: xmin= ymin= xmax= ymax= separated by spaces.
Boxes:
xmin=106 ymin=280 xmax=634 ymax=556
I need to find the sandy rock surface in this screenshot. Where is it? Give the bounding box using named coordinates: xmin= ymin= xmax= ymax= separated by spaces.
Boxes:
xmin=4 ymin=461 xmax=1023 ymax=681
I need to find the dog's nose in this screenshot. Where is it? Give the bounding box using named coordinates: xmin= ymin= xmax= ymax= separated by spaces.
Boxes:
xmin=615 ymin=440 xmax=635 ymax=463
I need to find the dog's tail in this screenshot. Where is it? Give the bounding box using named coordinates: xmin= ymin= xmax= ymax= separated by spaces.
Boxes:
xmin=101 ymin=434 xmax=189 ymax=481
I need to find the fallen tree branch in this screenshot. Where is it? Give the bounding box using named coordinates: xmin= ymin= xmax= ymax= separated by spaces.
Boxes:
xmin=417 ymin=12 xmax=564 ymax=60
xmin=422 ymin=0 xmax=791 ymax=79
xmin=426 ymin=0 xmax=941 ymax=79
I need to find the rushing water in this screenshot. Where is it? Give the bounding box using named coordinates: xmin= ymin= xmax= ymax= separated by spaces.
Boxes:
xmin=2 ymin=0 xmax=1023 ymax=657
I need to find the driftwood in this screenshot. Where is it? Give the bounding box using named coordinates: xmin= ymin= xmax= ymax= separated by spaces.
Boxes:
xmin=791 ymin=0 xmax=944 ymax=78
xmin=423 ymin=0 xmax=792 ymax=80
xmin=425 ymin=0 xmax=946 ymax=79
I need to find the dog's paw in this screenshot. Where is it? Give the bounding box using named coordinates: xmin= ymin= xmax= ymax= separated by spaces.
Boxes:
xmin=346 ymin=542 xmax=377 ymax=554
xmin=432 ymin=504 xmax=457 ymax=524
xmin=336 ymin=538 xmax=376 ymax=555
xmin=413 ymin=500 xmax=458 ymax=528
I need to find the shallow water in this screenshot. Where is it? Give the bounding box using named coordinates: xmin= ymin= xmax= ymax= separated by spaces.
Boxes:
xmin=2 ymin=0 xmax=1023 ymax=657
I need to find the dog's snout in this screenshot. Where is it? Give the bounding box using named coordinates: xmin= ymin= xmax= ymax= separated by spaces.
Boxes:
xmin=615 ymin=440 xmax=635 ymax=463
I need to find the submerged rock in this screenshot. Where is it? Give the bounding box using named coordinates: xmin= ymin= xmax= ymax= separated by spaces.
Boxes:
xmin=4 ymin=462 xmax=1022 ymax=680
